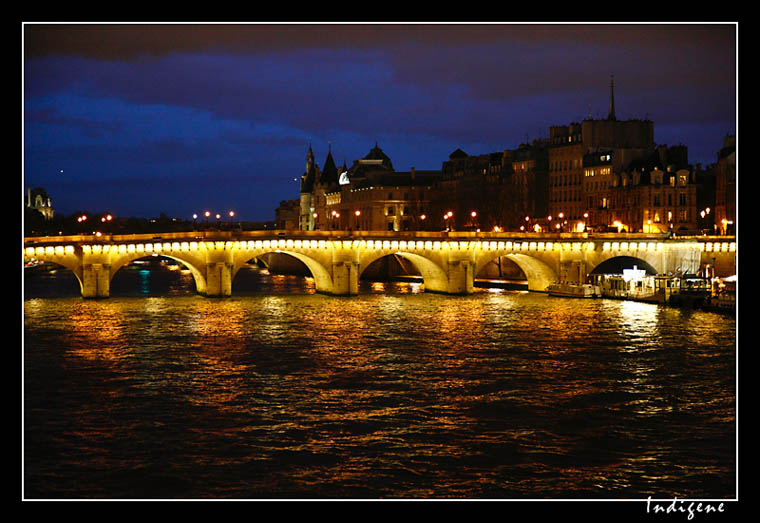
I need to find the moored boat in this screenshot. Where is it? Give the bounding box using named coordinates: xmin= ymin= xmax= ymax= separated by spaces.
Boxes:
xmin=546 ymin=282 xmax=601 ymax=298
xmin=700 ymin=276 xmax=736 ymax=315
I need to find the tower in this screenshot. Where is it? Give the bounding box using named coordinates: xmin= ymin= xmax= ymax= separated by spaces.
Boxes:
xmin=299 ymin=144 xmax=318 ymax=230
xmin=608 ymin=74 xmax=616 ymax=121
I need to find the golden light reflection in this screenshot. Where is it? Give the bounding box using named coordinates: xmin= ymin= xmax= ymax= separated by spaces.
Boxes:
xmin=65 ymin=301 xmax=131 ymax=364
xmin=184 ymin=300 xmax=251 ymax=411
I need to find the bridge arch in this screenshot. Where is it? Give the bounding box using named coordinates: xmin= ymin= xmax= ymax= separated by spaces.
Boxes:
xmin=475 ymin=252 xmax=557 ymax=292
xmin=589 ymin=255 xmax=658 ymax=276
xmin=358 ymin=250 xmax=449 ymax=293
xmin=232 ymin=250 xmax=334 ymax=294
xmin=24 ymin=260 xmax=84 ymax=297
xmin=109 ymin=252 xmax=208 ymax=295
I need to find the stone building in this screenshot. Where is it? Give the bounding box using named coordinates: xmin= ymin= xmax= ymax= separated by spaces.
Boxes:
xmin=26 ymin=187 xmax=54 ymax=219
xmin=714 ymin=135 xmax=736 ymax=235
xmin=275 ymin=199 xmax=299 ymax=230
xmin=289 ymin=79 xmax=732 ymax=236
xmin=511 ymin=141 xmax=549 ymax=228
xmin=433 ymin=148 xmax=515 ymax=231
xmin=299 ymin=142 xmax=441 ymax=231
xmin=549 ymin=76 xmax=654 ymax=231
xmin=586 ymin=145 xmax=707 ymax=234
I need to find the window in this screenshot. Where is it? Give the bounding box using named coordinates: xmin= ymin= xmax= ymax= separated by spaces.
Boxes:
xmin=679 ymin=193 xmax=687 ymax=206
xmin=387 ymin=206 xmax=395 ymax=216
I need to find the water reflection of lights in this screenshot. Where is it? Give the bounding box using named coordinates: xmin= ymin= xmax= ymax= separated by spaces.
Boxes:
xmin=364 ymin=280 xmax=424 ymax=294
xmin=66 ymin=301 xmax=130 ymax=363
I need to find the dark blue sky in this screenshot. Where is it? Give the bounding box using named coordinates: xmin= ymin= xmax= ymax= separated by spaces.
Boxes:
xmin=23 ymin=23 xmax=736 ymax=222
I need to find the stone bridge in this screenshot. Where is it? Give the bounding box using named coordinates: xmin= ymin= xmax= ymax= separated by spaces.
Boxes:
xmin=23 ymin=230 xmax=736 ymax=298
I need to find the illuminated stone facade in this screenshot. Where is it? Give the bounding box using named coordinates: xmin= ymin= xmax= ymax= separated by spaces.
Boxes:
xmin=289 ymin=80 xmax=727 ymax=235
xmin=300 ymin=142 xmax=440 ymax=232
xmin=26 ymin=187 xmax=54 ymax=219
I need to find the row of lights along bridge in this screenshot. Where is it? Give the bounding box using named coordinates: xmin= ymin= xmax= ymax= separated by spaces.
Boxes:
xmin=69 ymin=207 xmax=715 ymax=237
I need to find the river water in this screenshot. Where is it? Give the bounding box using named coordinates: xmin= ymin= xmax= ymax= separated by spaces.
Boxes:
xmin=23 ymin=262 xmax=737 ymax=500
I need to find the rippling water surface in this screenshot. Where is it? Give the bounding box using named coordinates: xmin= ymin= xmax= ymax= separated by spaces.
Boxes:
xmin=23 ymin=263 xmax=736 ymax=499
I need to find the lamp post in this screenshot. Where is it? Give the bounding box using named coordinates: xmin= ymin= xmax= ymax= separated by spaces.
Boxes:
xmin=444 ymin=211 xmax=453 ymax=231
xmin=470 ymin=210 xmax=478 ymax=231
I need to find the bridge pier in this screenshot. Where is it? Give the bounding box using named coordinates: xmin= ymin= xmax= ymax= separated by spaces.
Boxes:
xmin=204 ymin=261 xmax=233 ymax=297
xmin=331 ymin=249 xmax=360 ymax=295
xmin=445 ymin=259 xmax=475 ymax=295
xmin=330 ymin=260 xmax=359 ymax=295
xmin=82 ymin=263 xmax=110 ymax=298
xmin=559 ymin=260 xmax=588 ymax=284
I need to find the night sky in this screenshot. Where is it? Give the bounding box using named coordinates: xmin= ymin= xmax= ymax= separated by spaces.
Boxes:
xmin=23 ymin=23 xmax=736 ymax=222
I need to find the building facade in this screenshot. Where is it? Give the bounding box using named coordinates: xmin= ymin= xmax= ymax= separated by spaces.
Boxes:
xmin=549 ymin=80 xmax=655 ymax=231
xmin=285 ymin=79 xmax=731 ymax=236
xmin=299 ymin=142 xmax=441 ymax=232
xmin=714 ymin=135 xmax=736 ymax=235
xmin=26 ymin=187 xmax=54 ymax=219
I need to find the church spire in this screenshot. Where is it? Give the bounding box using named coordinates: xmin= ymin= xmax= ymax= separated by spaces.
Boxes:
xmin=608 ymin=74 xmax=616 ymax=121
xmin=306 ymin=142 xmax=315 ymax=172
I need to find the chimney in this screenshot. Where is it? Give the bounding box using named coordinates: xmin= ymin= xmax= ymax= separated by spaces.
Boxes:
xmin=411 ymin=167 xmax=415 ymax=179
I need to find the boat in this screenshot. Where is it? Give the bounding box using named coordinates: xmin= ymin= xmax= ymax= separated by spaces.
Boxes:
xmin=546 ymin=282 xmax=601 ymax=298
xmin=700 ymin=276 xmax=736 ymax=315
